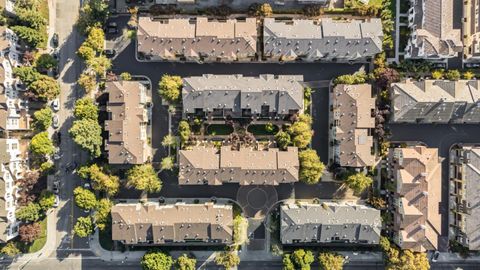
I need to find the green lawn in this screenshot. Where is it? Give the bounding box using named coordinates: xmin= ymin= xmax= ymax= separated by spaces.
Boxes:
xmin=206 ymin=124 xmax=233 ymax=136
xmin=247 ymin=124 xmax=279 ymax=135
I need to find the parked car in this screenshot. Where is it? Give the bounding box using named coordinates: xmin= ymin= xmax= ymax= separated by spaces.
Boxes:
xmin=52 ymin=115 xmax=59 ymax=129
xmin=107 ymin=28 xmax=118 ymax=34
xmin=52 ymin=49 xmax=59 ymax=60
xmin=431 ymin=251 xmax=440 ymax=262
xmin=52 ymin=181 xmax=59 ymax=194
xmin=465 ymin=62 xmax=480 ymax=68
xmin=52 ymin=33 xmax=59 ymax=48
xmin=53 ymin=195 xmax=60 ymax=208
xmin=83 ymin=182 xmax=91 ymax=190
xmin=108 ymin=22 xmax=117 ymax=28
xmin=52 ymin=99 xmax=60 ymax=112
xmin=104 ymin=49 xmax=116 ymax=58
xmin=53 ymin=151 xmax=62 ymax=160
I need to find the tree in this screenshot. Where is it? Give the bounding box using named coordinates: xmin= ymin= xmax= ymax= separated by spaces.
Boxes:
xmin=19 ymin=222 xmax=41 ymax=243
xmin=18 ymin=170 xmax=40 ymax=191
xmin=16 ymin=202 xmax=41 ymax=222
xmin=87 ymin=55 xmax=111 ymax=75
xmin=379 ymin=236 xmax=391 ymax=253
xmin=298 ymin=149 xmax=325 ymax=184
xmin=160 ymin=156 xmax=174 ymax=171
xmin=463 ymin=70 xmax=475 ymax=80
xmin=69 ymin=118 xmax=102 ymax=157
xmin=141 ymin=250 xmax=174 ymax=270
xmin=161 ymin=134 xmax=177 ymax=148
xmin=73 ymin=186 xmax=97 ymax=210
xmin=32 ymin=107 xmax=53 ymax=131
xmin=39 ymin=190 xmax=55 ymax=210
xmin=77 ymin=72 xmax=97 ymax=93
xmin=275 ymin=130 xmax=291 ymax=150
xmin=77 ymin=0 xmax=109 ymax=34
xmin=345 ymin=173 xmax=373 ymax=195
xmin=175 ymin=254 xmax=196 ymax=270
xmin=431 ymin=69 xmax=444 ymax=80
xmin=1 ymin=242 xmax=20 ymax=257
xmin=29 ymin=75 xmax=60 ymax=101
xmin=178 ymin=120 xmax=191 ymax=146
xmin=74 ymin=97 xmax=98 ymax=120
xmin=291 ymin=249 xmax=314 ymax=270
xmin=288 ymin=114 xmax=313 ymax=149
xmin=30 ymin=131 xmax=55 ymax=156
xmin=126 ymin=164 xmax=162 ymax=193
xmin=35 ymin=53 xmax=57 ymax=71
xmin=334 ymin=71 xmax=367 ymax=85
xmin=93 ymin=198 xmax=112 ymax=231
xmin=40 ymin=161 xmax=54 ymax=173
xmin=158 ymin=75 xmax=182 ymax=103
xmin=120 ymin=72 xmax=132 ymax=81
xmin=445 ymin=69 xmax=461 ymax=81
xmin=77 ymin=164 xmax=120 ymax=196
xmin=318 ymin=252 xmax=345 ymax=270
xmin=282 ymin=254 xmax=295 ymax=270
xmin=85 ymin=27 xmax=105 ymax=52
xmin=375 ymin=68 xmax=400 ymax=90
xmin=215 ymin=251 xmax=240 ymax=269
xmin=11 ymin=25 xmax=46 ymax=48
xmin=13 ymin=66 xmax=40 ymax=86
xmin=77 ymin=44 xmax=96 ymax=60
xmin=15 ymin=7 xmax=47 ymax=29
xmin=367 ymin=195 xmax=387 ymax=209
xmin=74 ymin=216 xmax=94 ymax=237
xmin=255 ymin=3 xmax=273 ymax=17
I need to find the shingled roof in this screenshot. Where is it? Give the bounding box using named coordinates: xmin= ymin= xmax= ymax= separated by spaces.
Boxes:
xmin=111 ymin=202 xmax=233 ymax=245
xmin=182 ymin=74 xmax=304 ymax=117
xmin=263 ymin=18 xmax=383 ymax=61
xmin=332 ymin=84 xmax=375 ymax=167
xmin=389 ymin=146 xmax=442 ymax=252
xmin=179 ymin=146 xmax=299 ymax=185
xmin=390 ymin=79 xmax=480 ymax=123
xmin=280 ymin=202 xmax=381 ymax=245
xmin=105 ymin=81 xmax=151 ymax=164
xmin=137 ymin=17 xmax=257 ymax=61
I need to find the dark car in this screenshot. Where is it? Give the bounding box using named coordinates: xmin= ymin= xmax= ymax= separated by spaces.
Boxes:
xmin=52 ymin=33 xmax=59 ymax=48
xmin=104 ymin=49 xmax=116 ymax=58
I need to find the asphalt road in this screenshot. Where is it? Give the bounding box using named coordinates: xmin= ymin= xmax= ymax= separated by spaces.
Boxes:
xmin=388 ymin=124 xmax=480 ymax=251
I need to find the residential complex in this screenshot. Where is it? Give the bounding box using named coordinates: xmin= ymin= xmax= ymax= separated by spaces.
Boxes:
xmin=449 ymin=145 xmax=480 ymax=250
xmin=0 ymin=138 xmax=27 ymax=242
xmin=263 ymin=18 xmax=383 ymax=62
xmin=280 ymin=202 xmax=381 ymax=245
xmin=111 ymin=202 xmax=233 ymax=245
xmin=390 ymin=79 xmax=480 ymax=124
xmin=182 ymin=74 xmax=304 ymax=120
xmin=463 ymin=0 xmax=480 ymax=61
xmin=179 ymin=146 xmax=299 ymax=185
xmin=388 ymin=146 xmax=442 ymax=252
xmin=405 ymin=0 xmax=462 ymax=59
xmin=330 ymin=84 xmax=375 ymax=167
xmin=105 ymin=81 xmax=152 ymax=164
xmin=137 ymin=17 xmax=257 ymax=62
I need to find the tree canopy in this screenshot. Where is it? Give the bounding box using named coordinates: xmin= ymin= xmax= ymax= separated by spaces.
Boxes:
xmin=215 ymin=251 xmax=240 ymax=270
xmin=39 ymin=190 xmax=55 ymax=210
xmin=158 ymin=75 xmax=182 ymax=103
xmin=85 ymin=27 xmax=105 ymax=52
xmin=73 ymin=186 xmax=97 ymax=210
xmin=77 ymin=72 xmax=97 ymax=93
xmin=318 ymin=252 xmax=345 ymax=270
xmin=298 ymin=149 xmax=325 ymax=184
xmin=35 ymin=54 xmax=57 ymax=71
xmin=86 ymin=55 xmax=111 ymax=75
xmin=345 ymin=173 xmax=373 ymax=195
xmin=33 ymin=107 xmax=53 ymax=131
xmin=1 ymin=242 xmax=20 ymax=257
xmin=77 ymin=44 xmax=96 ymax=60
xmin=77 ymin=0 xmax=109 ymax=34
xmin=13 ymin=66 xmax=40 ymax=86
xmin=445 ymin=69 xmax=461 ymax=81
xmin=126 ymin=164 xmax=162 ymax=193
xmin=30 ymin=131 xmax=55 ymax=156
xmin=93 ymin=198 xmax=113 ymax=231
xmin=178 ymin=120 xmax=191 ymax=146
xmin=288 ymin=114 xmax=313 ymax=149
xmin=74 ymin=216 xmax=94 ymax=237
xmin=11 ymin=25 xmax=46 ymax=48
xmin=77 ymin=164 xmax=120 ymax=196
xmin=175 ymin=254 xmax=196 ymax=270
xmin=141 ymin=250 xmax=174 ymax=270
xmin=275 ymin=130 xmax=291 ymax=150
xmin=29 ymin=75 xmax=60 ymax=101
xmin=291 ymin=249 xmax=315 ymax=270
xmin=334 ymin=71 xmax=367 ymax=85
xmin=74 ymin=97 xmax=98 ymax=120
xmin=69 ymin=118 xmax=102 ymax=157
xmin=160 ymin=156 xmax=174 ymax=171
xmin=16 ymin=202 xmax=41 ymax=222
xmin=19 ymin=222 xmax=42 ymax=243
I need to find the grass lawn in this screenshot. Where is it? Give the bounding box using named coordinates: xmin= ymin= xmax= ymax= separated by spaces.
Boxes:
xmin=17 ymin=217 xmax=48 ymax=253
xmin=206 ymin=124 xmax=233 ymax=136
xmin=247 ymin=124 xmax=279 ymax=135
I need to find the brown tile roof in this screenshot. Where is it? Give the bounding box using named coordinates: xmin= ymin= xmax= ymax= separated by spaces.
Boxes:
xmin=105 ymin=81 xmax=151 ymax=164
xmin=137 ymin=17 xmax=257 ymax=61
xmin=111 ymin=202 xmax=233 ymax=245
xmin=389 ymin=146 xmax=442 ymax=252
xmin=332 ymin=84 xmax=375 ymax=167
xmin=179 ymin=146 xmax=299 ymax=185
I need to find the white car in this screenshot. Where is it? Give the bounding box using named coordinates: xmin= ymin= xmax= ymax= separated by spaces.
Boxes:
xmin=84 ymin=182 xmax=91 ymax=189
xmin=53 ymin=195 xmax=60 ymax=208
xmin=52 ymin=99 xmax=60 ymax=112
xmin=52 ymin=115 xmax=59 ymax=129
xmin=431 ymin=251 xmax=440 ymax=262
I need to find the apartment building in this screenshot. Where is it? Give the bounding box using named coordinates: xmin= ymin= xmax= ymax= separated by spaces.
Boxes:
xmin=390 ymin=79 xmax=480 ymax=124
xmin=405 ymin=0 xmax=462 ymax=59
xmin=263 ymin=18 xmax=383 ymax=62
xmin=388 ymin=146 xmax=442 ymax=252
xmin=449 ymin=145 xmax=480 ymax=250
xmin=463 ymin=0 xmax=480 ymax=61
xmin=182 ymin=74 xmax=304 ymax=120
xmin=280 ymin=202 xmax=381 ymax=245
xmin=137 ymin=17 xmax=257 ymax=62
xmin=105 ymin=81 xmax=152 ymax=164
xmin=331 ymin=84 xmax=375 ymax=167
xmin=179 ymin=146 xmax=299 ymax=185
xmin=111 ymin=202 xmax=233 ymax=245
xmin=0 ymin=138 xmax=28 ymax=242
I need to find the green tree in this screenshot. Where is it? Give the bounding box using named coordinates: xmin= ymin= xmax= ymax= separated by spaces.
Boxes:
xmin=120 ymin=72 xmax=132 ymax=81
xmin=158 ymin=75 xmax=182 ymax=103
xmin=35 ymin=53 xmax=57 ymax=71
xmin=253 ymin=3 xmax=273 ymax=17
xmin=30 ymin=131 xmax=55 ymax=156
xmin=126 ymin=164 xmax=162 ymax=193
xmin=215 ymin=251 xmax=240 ymax=270
xmin=318 ymin=252 xmax=345 ymax=270
xmin=0 ymin=242 xmax=20 ymax=257
xmin=39 ymin=190 xmax=55 ymax=210
xmin=29 ymin=75 xmax=60 ymax=101
xmin=74 ymin=216 xmax=94 ymax=237
xmin=77 ymin=44 xmax=96 ymax=60
xmin=85 ymin=27 xmax=105 ymax=52
xmin=11 ymin=25 xmax=46 ymax=48
xmin=77 ymin=72 xmax=97 ymax=93
xmin=445 ymin=69 xmax=461 ymax=81
xmin=74 ymin=97 xmax=98 ymax=120
xmin=291 ymin=249 xmax=314 ymax=270
xmin=73 ymin=186 xmax=97 ymax=210
xmin=334 ymin=71 xmax=367 ymax=85
xmin=69 ymin=118 xmax=102 ymax=157
xmin=13 ymin=66 xmax=40 ymax=86
xmin=40 ymin=161 xmax=54 ymax=173
xmin=275 ymin=130 xmax=291 ymax=150
xmin=431 ymin=69 xmax=444 ymax=80
xmin=175 ymin=254 xmax=196 ymax=270
xmin=298 ymin=149 xmax=325 ymax=184
xmin=141 ymin=250 xmax=174 ymax=270
xmin=288 ymin=114 xmax=313 ymax=149
xmin=178 ymin=120 xmax=191 ymax=146
xmin=16 ymin=202 xmax=41 ymax=222
xmin=15 ymin=7 xmax=47 ymax=29
xmin=345 ymin=172 xmax=373 ymax=195
xmin=77 ymin=164 xmax=120 ymax=196
xmin=93 ymin=198 xmax=113 ymax=231
xmin=32 ymin=107 xmax=53 ymax=131
xmin=87 ymin=55 xmax=111 ymax=75
xmin=463 ymin=70 xmax=475 ymax=80
xmin=282 ymin=254 xmax=295 ymax=270
xmin=161 ymin=134 xmax=177 ymax=148
xmin=160 ymin=156 xmax=174 ymax=171
xmin=77 ymin=0 xmax=109 ymax=34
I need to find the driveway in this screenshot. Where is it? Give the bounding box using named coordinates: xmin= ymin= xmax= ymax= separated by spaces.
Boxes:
xmin=388 ymin=123 xmax=480 ymax=251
